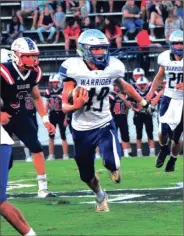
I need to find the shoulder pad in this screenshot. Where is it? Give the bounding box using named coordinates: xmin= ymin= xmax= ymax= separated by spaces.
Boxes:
xmin=157 ymin=50 xmax=170 ymax=66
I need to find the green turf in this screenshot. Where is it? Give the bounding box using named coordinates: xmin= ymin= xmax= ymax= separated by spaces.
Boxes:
xmin=1 ymin=156 xmax=183 ymax=236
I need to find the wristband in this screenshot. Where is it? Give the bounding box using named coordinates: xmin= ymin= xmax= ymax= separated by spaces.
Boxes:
xmin=42 ymin=115 xmax=49 ymax=123
xmin=140 ymin=99 xmax=147 ymax=106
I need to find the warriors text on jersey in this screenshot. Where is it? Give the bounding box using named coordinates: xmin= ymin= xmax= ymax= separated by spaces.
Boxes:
xmin=60 ymin=57 xmax=125 ymax=130
xmin=0 ymin=62 xmax=42 ymax=115
xmin=158 ymin=50 xmax=183 ymax=100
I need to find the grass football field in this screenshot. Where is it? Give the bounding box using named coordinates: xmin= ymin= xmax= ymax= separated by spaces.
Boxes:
xmin=2 ymin=156 xmax=183 ymax=236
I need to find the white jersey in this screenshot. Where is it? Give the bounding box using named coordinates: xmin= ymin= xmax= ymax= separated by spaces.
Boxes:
xmin=158 ymin=50 xmax=183 ymax=100
xmin=60 ymin=57 xmax=125 ymax=130
xmin=0 ymin=49 xmax=12 ymax=63
xmin=0 ymin=126 xmax=14 ymax=145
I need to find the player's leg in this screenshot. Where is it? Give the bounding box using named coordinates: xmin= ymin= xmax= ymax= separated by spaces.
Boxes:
xmin=156 ymin=96 xmax=171 ymax=168
xmin=134 ymin=114 xmax=144 ymax=157
xmin=145 ymin=115 xmax=155 ymax=156
xmin=72 ymin=128 xmax=109 ymax=212
xmin=58 ymin=113 xmax=69 ymax=160
xmin=0 ymin=144 xmax=36 ymax=236
xmin=48 ymin=113 xmax=56 ymax=160
xmin=13 ymin=114 xmax=56 ymax=198
xmin=118 ymin=115 xmax=132 ymax=157
xmin=165 ymin=115 xmax=183 ymax=172
xmin=98 ymin=120 xmax=122 ymax=184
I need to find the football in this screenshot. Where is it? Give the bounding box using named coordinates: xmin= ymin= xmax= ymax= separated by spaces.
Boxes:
xmin=68 ymin=87 xmax=87 ymax=105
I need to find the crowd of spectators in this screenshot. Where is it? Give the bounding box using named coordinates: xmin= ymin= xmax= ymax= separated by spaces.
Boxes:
xmin=2 ymin=0 xmax=183 ymax=53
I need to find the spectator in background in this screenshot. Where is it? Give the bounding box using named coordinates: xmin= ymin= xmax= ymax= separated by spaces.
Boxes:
xmin=37 ymin=0 xmax=54 ymax=13
xmin=16 ymin=1 xmax=38 ymax=30
xmin=175 ymin=0 xmax=183 ymax=18
xmin=140 ymin=0 xmax=152 ymax=22
xmin=72 ymin=0 xmax=91 ymax=19
xmin=95 ymin=15 xmax=105 ymax=33
xmin=109 ymin=86 xmax=133 ymax=157
xmin=104 ymin=16 xmax=122 ymax=49
xmin=53 ymin=5 xmax=66 ymax=43
xmin=6 ymin=15 xmax=24 ymax=45
xmin=122 ymin=0 xmax=144 ymax=41
xmin=63 ymin=18 xmax=81 ymax=55
xmin=91 ymin=0 xmax=114 ymax=13
xmin=136 ymin=22 xmax=161 ymax=76
xmin=165 ymin=7 xmax=183 ymax=43
xmin=37 ymin=6 xmax=56 ymax=43
xmin=81 ymin=17 xmax=94 ymax=31
xmin=65 ymin=0 xmax=76 ymax=14
xmin=149 ymin=0 xmax=164 ymax=40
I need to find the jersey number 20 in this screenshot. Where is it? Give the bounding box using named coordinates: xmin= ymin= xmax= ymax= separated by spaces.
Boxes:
xmin=168 ymin=72 xmax=183 ymax=89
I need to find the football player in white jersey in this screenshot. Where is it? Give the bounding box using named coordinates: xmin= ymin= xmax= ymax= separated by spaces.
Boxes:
xmin=0 ymin=48 xmax=12 ymax=63
xmin=60 ymin=29 xmax=153 ymax=212
xmin=147 ymin=30 xmax=183 ymax=172
xmin=0 ymin=123 xmax=36 ymax=235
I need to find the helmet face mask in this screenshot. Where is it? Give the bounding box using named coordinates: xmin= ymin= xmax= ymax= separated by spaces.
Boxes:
xmin=77 ymin=29 xmax=110 ymax=67
xmin=11 ymin=37 xmax=40 ymax=71
xmin=136 ymin=77 xmax=149 ymax=92
xmin=169 ymin=30 xmax=183 ymax=56
xmin=133 ymin=68 xmax=145 ymax=81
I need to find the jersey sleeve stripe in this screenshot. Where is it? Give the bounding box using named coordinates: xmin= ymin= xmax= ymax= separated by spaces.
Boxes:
xmin=35 ymin=66 xmax=42 ymax=83
xmin=0 ymin=65 xmax=15 ymax=85
xmin=59 ymin=66 xmax=67 ymax=76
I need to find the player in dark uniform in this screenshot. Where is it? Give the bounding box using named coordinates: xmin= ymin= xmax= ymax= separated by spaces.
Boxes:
xmin=45 ymin=73 xmax=69 ymax=160
xmin=109 ymin=86 xmax=132 ymax=157
xmin=131 ymin=77 xmax=156 ymax=157
xmin=20 ymin=93 xmax=38 ymax=162
xmin=0 ymin=37 xmax=56 ymax=198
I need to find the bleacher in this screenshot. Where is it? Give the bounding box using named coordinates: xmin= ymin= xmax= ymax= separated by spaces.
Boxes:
xmin=1 ymin=0 xmax=167 ymax=87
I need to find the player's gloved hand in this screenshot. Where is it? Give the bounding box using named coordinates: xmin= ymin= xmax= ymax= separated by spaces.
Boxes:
xmin=44 ymin=122 xmax=56 ymax=135
xmin=141 ymin=102 xmax=156 ymax=115
xmin=0 ymin=112 xmax=12 ymax=125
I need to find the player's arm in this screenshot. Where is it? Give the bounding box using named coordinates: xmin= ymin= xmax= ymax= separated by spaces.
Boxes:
xmin=151 ymin=90 xmax=164 ymax=106
xmin=114 ymin=78 xmax=148 ymax=106
xmin=62 ymin=80 xmax=88 ymax=113
xmin=31 ymin=86 xmax=55 ymax=134
xmin=116 ymin=92 xmax=132 ymax=109
xmin=147 ymin=66 xmax=165 ymax=101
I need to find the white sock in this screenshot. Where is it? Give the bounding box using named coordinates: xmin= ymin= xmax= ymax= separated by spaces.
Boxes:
xmin=37 ymin=174 xmax=47 ymax=191
xmin=124 ymin=149 xmax=129 ymax=157
xmin=95 ymin=189 xmax=105 ymax=202
xmin=24 ymin=228 xmax=36 ymax=236
xmin=170 ymin=153 xmax=177 ymax=158
xmin=137 ymin=149 xmax=142 ymax=156
xmin=150 ymin=148 xmax=155 ymax=155
xmin=24 ymin=147 xmax=30 ymax=158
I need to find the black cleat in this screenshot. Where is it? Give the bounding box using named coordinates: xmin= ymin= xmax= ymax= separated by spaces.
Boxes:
xmin=156 ymin=144 xmax=170 ymax=168
xmin=165 ymin=156 xmax=177 ymax=172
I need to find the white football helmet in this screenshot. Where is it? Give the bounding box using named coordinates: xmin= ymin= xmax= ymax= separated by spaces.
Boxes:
xmin=11 ymin=37 xmax=40 ymax=71
xmin=169 ymin=30 xmax=183 ymax=56
xmin=133 ymin=68 xmax=145 ymax=81
xmin=136 ymin=77 xmax=149 ymax=92
xmin=0 ymin=49 xmax=12 ymax=63
xmin=49 ymin=73 xmax=61 ymax=83
xmin=77 ymin=29 xmax=110 ymax=67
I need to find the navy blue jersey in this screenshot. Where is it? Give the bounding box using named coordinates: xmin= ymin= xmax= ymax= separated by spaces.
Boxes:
xmin=109 ymin=92 xmax=129 ymax=116
xmin=0 ymin=62 xmax=42 ymax=115
xmin=44 ymin=87 xmax=63 ymax=113
xmin=24 ymin=94 xmax=36 ymax=116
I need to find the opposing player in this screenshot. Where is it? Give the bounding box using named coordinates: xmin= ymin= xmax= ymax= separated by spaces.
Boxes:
xmin=147 ymin=30 xmax=183 ymax=172
xmin=0 ymin=123 xmax=36 ymax=235
xmin=45 ymin=73 xmax=69 ymax=160
xmin=60 ymin=29 xmax=153 ymax=212
xmin=133 ymin=77 xmax=155 ymax=156
xmin=109 ymin=85 xmax=132 ymax=157
xmin=0 ymin=37 xmax=56 ymax=197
